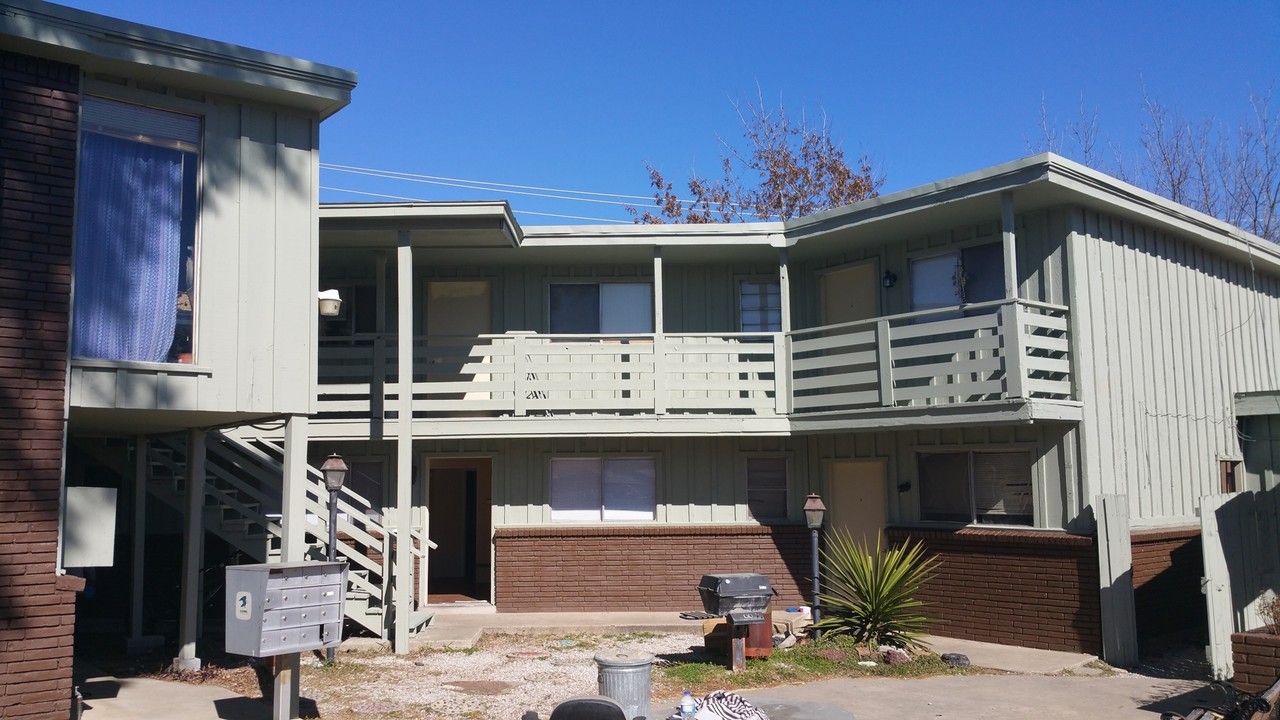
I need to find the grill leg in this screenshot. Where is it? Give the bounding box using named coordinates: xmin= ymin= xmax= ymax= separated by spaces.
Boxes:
xmin=729 ymin=621 xmax=748 ymax=673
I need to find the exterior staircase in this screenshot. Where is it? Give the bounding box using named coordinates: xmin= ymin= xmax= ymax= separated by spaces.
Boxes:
xmin=77 ymin=431 xmax=434 ymax=640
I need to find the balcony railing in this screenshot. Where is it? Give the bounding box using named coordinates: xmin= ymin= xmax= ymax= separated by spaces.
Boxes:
xmin=316 ymin=298 xmax=1072 ymax=421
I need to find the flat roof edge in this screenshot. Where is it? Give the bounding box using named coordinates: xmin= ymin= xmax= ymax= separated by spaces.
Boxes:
xmin=1 ymin=0 xmax=356 ymax=113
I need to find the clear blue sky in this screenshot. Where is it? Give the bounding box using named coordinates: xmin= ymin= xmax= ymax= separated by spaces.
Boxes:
xmin=57 ymin=1 xmax=1280 ymax=225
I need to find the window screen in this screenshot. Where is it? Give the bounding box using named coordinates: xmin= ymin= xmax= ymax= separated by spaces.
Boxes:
xmin=740 ymin=280 xmax=782 ymax=333
xmin=918 ymin=450 xmax=1032 ymax=525
xmin=746 ymin=457 xmax=788 ymax=520
xmin=918 ymin=452 xmax=971 ymax=522
xmin=550 ymin=457 xmax=655 ymax=522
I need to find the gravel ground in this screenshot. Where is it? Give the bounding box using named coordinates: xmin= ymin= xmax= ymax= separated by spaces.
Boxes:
xmin=304 ymin=632 xmax=707 ymax=720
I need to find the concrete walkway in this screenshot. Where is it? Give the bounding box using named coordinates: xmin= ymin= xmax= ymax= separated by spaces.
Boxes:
xmin=75 ymin=609 xmax=1214 ymax=720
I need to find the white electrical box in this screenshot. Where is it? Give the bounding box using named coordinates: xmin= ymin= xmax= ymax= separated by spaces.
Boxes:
xmin=224 ymin=561 xmax=347 ymax=657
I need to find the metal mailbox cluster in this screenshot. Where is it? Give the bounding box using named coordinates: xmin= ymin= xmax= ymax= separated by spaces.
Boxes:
xmin=225 ymin=561 xmax=347 ymax=658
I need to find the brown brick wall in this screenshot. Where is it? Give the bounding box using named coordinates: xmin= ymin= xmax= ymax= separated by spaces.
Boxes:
xmin=1232 ymin=630 xmax=1280 ymax=694
xmin=494 ymin=525 xmax=810 ymax=612
xmin=0 ymin=50 xmax=79 ymax=720
xmin=1131 ymin=527 xmax=1206 ymax=644
xmin=884 ymin=527 xmax=1102 ymax=654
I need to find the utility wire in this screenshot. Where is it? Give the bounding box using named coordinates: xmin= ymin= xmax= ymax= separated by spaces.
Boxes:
xmin=320 ymin=186 xmax=630 ymax=224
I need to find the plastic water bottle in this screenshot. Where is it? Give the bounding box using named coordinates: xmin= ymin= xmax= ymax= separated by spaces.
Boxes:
xmin=679 ymin=690 xmax=697 ymax=718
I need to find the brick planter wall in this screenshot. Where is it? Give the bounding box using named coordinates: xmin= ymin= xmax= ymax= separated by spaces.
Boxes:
xmin=1232 ymin=630 xmax=1280 ymax=694
xmin=0 ymin=51 xmax=80 ymax=719
xmin=494 ymin=525 xmax=810 ymax=612
xmin=1131 ymin=527 xmax=1206 ymax=645
xmin=884 ymin=527 xmax=1102 ymax=654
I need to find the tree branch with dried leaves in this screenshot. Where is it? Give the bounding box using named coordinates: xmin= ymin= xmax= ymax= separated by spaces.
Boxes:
xmin=628 ymin=98 xmax=884 ymax=224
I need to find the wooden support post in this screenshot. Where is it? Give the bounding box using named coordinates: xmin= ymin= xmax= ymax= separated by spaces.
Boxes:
xmin=394 ymin=232 xmax=414 ymax=654
xmin=130 ymin=435 xmax=147 ymax=644
xmin=1001 ymin=191 xmax=1018 ymax=300
xmin=778 ymin=246 xmax=792 ymax=333
xmin=174 ymin=428 xmax=205 ymax=671
xmin=280 ymin=415 xmax=308 ymax=562
xmin=999 ymin=304 xmax=1025 ymax=399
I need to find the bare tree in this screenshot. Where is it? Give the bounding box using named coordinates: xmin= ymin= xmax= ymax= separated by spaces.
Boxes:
xmin=1038 ymin=88 xmax=1279 ymax=243
xmin=629 ymin=97 xmax=884 ymax=224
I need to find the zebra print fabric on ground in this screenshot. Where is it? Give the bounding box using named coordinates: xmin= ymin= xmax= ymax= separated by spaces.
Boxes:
xmin=695 ymin=690 xmax=771 ymax=720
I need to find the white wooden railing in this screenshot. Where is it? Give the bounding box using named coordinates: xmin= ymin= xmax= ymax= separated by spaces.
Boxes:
xmin=316 ymin=299 xmax=1071 ymax=420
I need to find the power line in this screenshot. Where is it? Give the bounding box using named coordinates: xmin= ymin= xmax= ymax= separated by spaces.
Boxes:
xmin=320 ymin=162 xmax=769 ymax=218
xmin=319 ymin=186 xmax=630 ymax=224
xmin=322 ymin=162 xmax=656 ymax=202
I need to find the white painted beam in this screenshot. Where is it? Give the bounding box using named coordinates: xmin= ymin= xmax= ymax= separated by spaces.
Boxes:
xmin=173 ymin=428 xmax=205 ymax=672
xmin=394 ymin=231 xmax=414 ymax=654
xmin=280 ymin=416 xmax=309 ymax=562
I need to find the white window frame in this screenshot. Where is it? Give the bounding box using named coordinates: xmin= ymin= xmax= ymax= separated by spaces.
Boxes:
xmin=549 ymin=456 xmax=657 ymax=522
xmin=916 ymin=448 xmax=1034 ymax=526
xmin=745 ymin=455 xmax=789 ymax=522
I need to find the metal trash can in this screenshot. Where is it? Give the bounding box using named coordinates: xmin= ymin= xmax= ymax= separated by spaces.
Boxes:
xmin=594 ymin=651 xmax=653 ymax=720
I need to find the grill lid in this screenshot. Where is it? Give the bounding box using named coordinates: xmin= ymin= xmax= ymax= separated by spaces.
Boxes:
xmin=696 ymin=573 xmax=774 ymax=598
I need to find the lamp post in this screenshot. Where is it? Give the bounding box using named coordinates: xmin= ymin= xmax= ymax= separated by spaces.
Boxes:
xmin=803 ymin=493 xmax=826 ymax=636
xmin=319 ymin=453 xmax=348 ymax=662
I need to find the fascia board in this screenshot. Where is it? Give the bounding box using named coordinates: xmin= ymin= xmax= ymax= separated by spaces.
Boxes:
xmin=1 ymin=0 xmax=356 ymax=117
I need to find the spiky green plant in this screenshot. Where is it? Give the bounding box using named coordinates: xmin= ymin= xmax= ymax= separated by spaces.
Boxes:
xmin=809 ymin=530 xmax=940 ymax=651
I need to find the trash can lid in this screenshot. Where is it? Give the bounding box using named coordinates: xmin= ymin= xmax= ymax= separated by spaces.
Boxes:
xmin=593 ymin=651 xmax=655 ymax=667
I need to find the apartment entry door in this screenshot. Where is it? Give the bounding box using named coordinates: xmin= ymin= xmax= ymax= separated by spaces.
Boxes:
xmin=820 ymin=261 xmax=879 ymax=326
xmin=425 ymin=458 xmax=492 ymax=603
xmin=827 ymin=459 xmax=887 ymax=548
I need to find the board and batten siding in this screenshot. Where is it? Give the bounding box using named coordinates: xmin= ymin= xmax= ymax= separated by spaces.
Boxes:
xmin=318 ymin=256 xmax=779 ymax=335
xmin=1068 ymin=207 xmax=1280 ymax=525
xmin=788 ymin=208 xmax=1071 ymax=329
xmin=69 ymin=83 xmax=320 ymax=417
xmin=807 ymin=422 xmax=1081 ymax=530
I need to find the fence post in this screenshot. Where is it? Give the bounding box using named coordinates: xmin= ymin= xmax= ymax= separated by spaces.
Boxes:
xmin=1095 ymin=493 xmax=1139 ymax=667
xmin=513 ymin=333 xmax=528 ymax=417
xmin=1000 ymin=302 xmax=1025 ymax=399
xmin=876 ymin=319 xmax=894 ymax=407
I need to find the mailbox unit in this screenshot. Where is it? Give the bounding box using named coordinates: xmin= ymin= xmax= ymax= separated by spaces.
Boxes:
xmin=225 ymin=561 xmax=347 ymax=657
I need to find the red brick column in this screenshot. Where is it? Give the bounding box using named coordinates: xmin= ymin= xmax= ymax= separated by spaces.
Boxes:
xmin=0 ymin=50 xmax=80 ymax=719
xmin=1231 ymin=630 xmax=1280 ymax=694
xmin=1131 ymin=527 xmax=1205 ymax=645
xmin=494 ymin=525 xmax=809 ymax=612
xmin=884 ymin=527 xmax=1102 ymax=654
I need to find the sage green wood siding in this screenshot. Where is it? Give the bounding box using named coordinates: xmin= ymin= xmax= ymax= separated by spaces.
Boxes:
xmin=408 ymin=436 xmax=815 ymax=526
xmin=806 ymin=422 xmax=1080 ymax=530
xmin=788 ymin=209 xmax=1071 ymax=329
xmin=317 ymin=257 xmax=779 ymax=335
xmin=1068 ymin=207 xmax=1280 ymax=526
xmin=69 ymin=82 xmax=321 ymax=417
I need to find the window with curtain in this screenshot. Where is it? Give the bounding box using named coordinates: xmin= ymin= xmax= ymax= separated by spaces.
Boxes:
xmin=72 ymin=97 xmax=200 ymax=363
xmin=918 ymin=450 xmax=1033 ymax=525
xmin=909 ymin=242 xmax=1005 ymax=313
xmin=746 ymin=456 xmax=788 ymax=520
xmin=549 ymin=457 xmax=656 ymax=522
xmin=548 ymin=282 xmax=653 ymax=334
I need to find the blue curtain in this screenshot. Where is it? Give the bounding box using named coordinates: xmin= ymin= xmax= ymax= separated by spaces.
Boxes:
xmin=72 ymin=133 xmax=183 ymax=362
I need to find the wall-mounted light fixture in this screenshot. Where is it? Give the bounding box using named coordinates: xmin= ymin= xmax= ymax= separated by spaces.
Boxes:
xmin=882 ymin=271 xmax=897 ymax=289
xmin=897 ymin=481 xmax=912 ymax=493
xmin=318 ymin=289 xmax=343 ymax=317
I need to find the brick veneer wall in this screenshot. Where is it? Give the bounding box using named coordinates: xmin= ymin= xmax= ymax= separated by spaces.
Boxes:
xmin=1131 ymin=527 xmax=1206 ymax=644
xmin=884 ymin=527 xmax=1102 ymax=654
xmin=493 ymin=525 xmax=809 ymax=612
xmin=1231 ymin=630 xmax=1280 ymax=694
xmin=0 ymin=51 xmax=80 ymax=719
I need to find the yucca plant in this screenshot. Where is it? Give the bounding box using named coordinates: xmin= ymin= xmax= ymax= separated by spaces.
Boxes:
xmin=809 ymin=530 xmax=940 ymax=651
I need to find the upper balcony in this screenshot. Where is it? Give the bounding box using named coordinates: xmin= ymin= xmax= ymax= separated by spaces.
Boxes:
xmin=313 ymin=297 xmax=1078 ymax=438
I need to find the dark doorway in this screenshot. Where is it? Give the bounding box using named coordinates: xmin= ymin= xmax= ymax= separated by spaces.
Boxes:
xmin=426 ymin=458 xmax=491 ymax=604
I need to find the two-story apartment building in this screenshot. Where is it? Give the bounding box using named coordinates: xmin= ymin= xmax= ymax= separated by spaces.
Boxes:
xmin=251 ymin=153 xmax=1278 ymax=662
xmin=0 ymin=1 xmax=354 ymax=715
